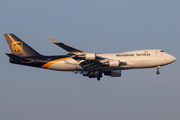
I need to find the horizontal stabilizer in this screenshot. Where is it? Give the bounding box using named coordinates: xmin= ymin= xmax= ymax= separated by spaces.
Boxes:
xmin=49 ymin=38 xmax=83 ymax=52
xmin=5 ymin=53 xmax=31 ymax=61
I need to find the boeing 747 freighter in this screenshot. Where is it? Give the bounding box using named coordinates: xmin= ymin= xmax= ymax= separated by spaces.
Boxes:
xmin=4 ymin=34 xmax=176 ymax=80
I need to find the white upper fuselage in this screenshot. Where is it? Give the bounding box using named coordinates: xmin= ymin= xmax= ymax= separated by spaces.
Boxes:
xmin=47 ymin=49 xmax=176 ymax=71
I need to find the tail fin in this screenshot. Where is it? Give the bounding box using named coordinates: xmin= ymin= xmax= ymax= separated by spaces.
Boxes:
xmin=4 ymin=34 xmax=41 ymax=57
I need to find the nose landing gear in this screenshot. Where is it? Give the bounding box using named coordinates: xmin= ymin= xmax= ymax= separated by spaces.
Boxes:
xmin=156 ymin=66 xmax=160 ymax=75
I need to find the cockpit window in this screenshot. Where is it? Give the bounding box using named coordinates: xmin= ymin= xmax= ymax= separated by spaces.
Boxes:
xmin=160 ymin=50 xmax=165 ymax=52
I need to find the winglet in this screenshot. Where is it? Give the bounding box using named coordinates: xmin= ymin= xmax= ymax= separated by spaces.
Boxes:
xmin=49 ymin=38 xmax=83 ymax=53
xmin=49 ymin=38 xmax=59 ymax=43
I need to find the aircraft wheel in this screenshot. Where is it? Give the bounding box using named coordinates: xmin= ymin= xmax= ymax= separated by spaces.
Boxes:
xmin=96 ymin=71 xmax=102 ymax=77
xmin=156 ymin=71 xmax=160 ymax=75
xmin=88 ymin=72 xmax=92 ymax=78
xmin=97 ymin=77 xmax=100 ymax=81
xmin=99 ymin=71 xmax=102 ymax=77
xmin=91 ymin=72 xmax=95 ymax=77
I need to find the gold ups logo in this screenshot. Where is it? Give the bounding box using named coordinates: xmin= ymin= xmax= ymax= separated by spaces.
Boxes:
xmin=12 ymin=41 xmax=23 ymax=54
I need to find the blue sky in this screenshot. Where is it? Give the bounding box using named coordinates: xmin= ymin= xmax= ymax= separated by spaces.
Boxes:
xmin=0 ymin=0 xmax=180 ymax=120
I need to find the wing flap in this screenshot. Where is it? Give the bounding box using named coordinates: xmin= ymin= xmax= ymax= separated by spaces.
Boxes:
xmin=79 ymin=60 xmax=101 ymax=70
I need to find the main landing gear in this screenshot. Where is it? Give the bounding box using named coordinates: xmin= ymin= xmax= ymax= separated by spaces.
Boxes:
xmin=88 ymin=71 xmax=102 ymax=81
xmin=156 ymin=66 xmax=160 ymax=75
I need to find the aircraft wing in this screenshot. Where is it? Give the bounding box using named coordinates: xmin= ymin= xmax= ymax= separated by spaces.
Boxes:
xmin=49 ymin=38 xmax=83 ymax=52
xmin=49 ymin=37 xmax=104 ymax=58
xmin=49 ymin=38 xmax=123 ymax=70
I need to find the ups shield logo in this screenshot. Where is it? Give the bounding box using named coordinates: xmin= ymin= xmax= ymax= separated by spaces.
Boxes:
xmin=12 ymin=41 xmax=23 ymax=54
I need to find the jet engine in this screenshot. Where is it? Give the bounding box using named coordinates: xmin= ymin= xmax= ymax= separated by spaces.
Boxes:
xmin=104 ymin=70 xmax=121 ymax=77
xmin=109 ymin=60 xmax=120 ymax=67
xmin=85 ymin=53 xmax=96 ymax=60
xmin=102 ymin=60 xmax=121 ymax=67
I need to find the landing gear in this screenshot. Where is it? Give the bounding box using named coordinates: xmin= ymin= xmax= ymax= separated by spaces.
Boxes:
xmin=88 ymin=71 xmax=95 ymax=78
xmin=156 ymin=66 xmax=160 ymax=75
xmin=96 ymin=71 xmax=102 ymax=81
xmin=97 ymin=76 xmax=101 ymax=81
xmin=156 ymin=71 xmax=160 ymax=75
xmin=88 ymin=71 xmax=102 ymax=81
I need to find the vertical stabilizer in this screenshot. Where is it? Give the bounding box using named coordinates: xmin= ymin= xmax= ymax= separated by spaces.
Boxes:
xmin=4 ymin=34 xmax=41 ymax=57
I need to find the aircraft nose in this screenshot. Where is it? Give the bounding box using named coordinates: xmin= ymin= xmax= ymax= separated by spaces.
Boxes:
xmin=168 ymin=55 xmax=176 ymax=63
xmin=172 ymin=56 xmax=176 ymax=62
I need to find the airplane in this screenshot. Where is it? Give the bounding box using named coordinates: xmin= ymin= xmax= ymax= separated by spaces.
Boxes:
xmin=4 ymin=34 xmax=176 ymax=81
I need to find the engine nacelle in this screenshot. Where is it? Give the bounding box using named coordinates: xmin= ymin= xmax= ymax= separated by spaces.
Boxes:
xmin=104 ymin=70 xmax=121 ymax=77
xmin=109 ymin=60 xmax=120 ymax=67
xmin=85 ymin=53 xmax=96 ymax=60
